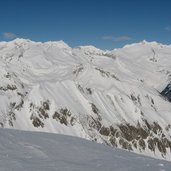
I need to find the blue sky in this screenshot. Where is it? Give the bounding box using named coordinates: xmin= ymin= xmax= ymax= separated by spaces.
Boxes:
xmin=0 ymin=0 xmax=171 ymax=49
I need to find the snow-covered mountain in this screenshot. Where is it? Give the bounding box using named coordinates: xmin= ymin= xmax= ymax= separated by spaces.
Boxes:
xmin=1 ymin=129 xmax=171 ymax=171
xmin=0 ymin=38 xmax=171 ymax=160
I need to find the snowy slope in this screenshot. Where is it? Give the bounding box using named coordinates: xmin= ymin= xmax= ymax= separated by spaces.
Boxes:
xmin=0 ymin=38 xmax=171 ymax=160
xmin=0 ymin=128 xmax=171 ymax=171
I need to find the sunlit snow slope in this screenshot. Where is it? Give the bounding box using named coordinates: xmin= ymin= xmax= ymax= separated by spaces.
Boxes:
xmin=1 ymin=129 xmax=171 ymax=171
xmin=0 ymin=39 xmax=171 ymax=160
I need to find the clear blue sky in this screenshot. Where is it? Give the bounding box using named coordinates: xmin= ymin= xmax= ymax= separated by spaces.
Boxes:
xmin=0 ymin=0 xmax=171 ymax=49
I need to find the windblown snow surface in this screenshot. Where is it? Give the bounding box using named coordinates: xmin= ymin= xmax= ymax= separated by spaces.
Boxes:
xmin=0 ymin=39 xmax=171 ymax=160
xmin=0 ymin=129 xmax=171 ymax=171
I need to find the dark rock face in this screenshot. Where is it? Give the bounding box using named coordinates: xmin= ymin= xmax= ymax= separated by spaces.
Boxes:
xmin=161 ymin=83 xmax=171 ymax=102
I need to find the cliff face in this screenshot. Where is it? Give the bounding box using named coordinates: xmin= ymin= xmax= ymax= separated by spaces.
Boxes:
xmin=161 ymin=84 xmax=171 ymax=102
xmin=0 ymin=39 xmax=171 ymax=160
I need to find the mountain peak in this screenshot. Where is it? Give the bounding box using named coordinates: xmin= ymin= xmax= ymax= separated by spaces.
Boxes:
xmin=2 ymin=38 xmax=70 ymax=49
xmin=45 ymin=40 xmax=70 ymax=49
xmin=140 ymin=40 xmax=162 ymax=46
xmin=74 ymin=45 xmax=105 ymax=55
xmin=11 ymin=38 xmax=34 ymax=44
xmin=123 ymin=40 xmax=166 ymax=49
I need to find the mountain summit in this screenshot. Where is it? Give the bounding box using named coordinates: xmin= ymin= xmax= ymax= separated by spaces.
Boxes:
xmin=0 ymin=39 xmax=171 ymax=160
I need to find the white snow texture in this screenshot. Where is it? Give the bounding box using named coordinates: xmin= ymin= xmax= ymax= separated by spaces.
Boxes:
xmin=0 ymin=129 xmax=171 ymax=171
xmin=0 ymin=38 xmax=171 ymax=160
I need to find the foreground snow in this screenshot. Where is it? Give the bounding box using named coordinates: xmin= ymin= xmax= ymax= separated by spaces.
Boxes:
xmin=0 ymin=129 xmax=171 ymax=171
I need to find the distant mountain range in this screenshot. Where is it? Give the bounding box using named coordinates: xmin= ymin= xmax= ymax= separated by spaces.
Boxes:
xmin=0 ymin=38 xmax=171 ymax=160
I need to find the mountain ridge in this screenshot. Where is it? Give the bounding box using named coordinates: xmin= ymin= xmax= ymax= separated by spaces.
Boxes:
xmin=2 ymin=38 xmax=171 ymax=50
xmin=0 ymin=38 xmax=171 ymax=160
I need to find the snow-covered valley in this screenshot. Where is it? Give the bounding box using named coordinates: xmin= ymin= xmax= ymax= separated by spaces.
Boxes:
xmin=0 ymin=38 xmax=171 ymax=160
